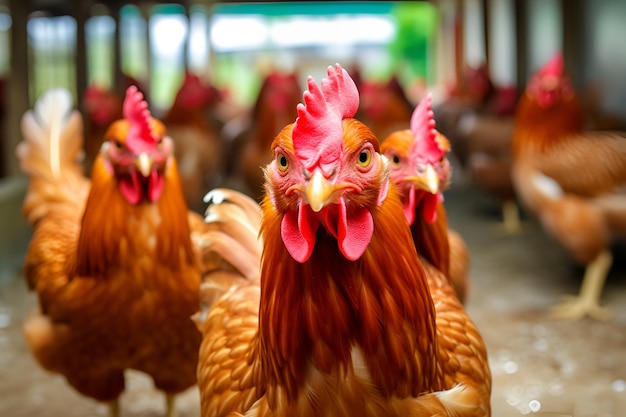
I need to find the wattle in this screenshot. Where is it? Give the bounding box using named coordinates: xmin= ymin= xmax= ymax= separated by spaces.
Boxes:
xmin=120 ymin=171 xmax=142 ymax=205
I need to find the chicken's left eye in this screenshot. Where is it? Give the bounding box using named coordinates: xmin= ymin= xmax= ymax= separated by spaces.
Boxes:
xmin=277 ymin=153 xmax=289 ymax=171
xmin=392 ymin=155 xmax=401 ymax=165
xmin=357 ymin=149 xmax=372 ymax=168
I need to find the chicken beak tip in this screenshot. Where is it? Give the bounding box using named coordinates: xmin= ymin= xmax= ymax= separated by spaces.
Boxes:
xmin=306 ymin=170 xmax=333 ymax=213
xmin=136 ymin=153 xmax=152 ymax=177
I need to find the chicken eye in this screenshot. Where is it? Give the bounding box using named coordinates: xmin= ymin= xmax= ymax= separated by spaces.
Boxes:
xmin=391 ymin=155 xmax=401 ymax=165
xmin=277 ymin=153 xmax=289 ymax=171
xmin=357 ymin=149 xmax=372 ymax=168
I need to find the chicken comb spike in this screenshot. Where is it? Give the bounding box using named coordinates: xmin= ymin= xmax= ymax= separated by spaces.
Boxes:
xmin=292 ymin=63 xmax=359 ymax=171
xmin=410 ymin=92 xmax=444 ymax=161
xmin=123 ymin=85 xmax=157 ymax=151
xmin=540 ymin=52 xmax=564 ymax=77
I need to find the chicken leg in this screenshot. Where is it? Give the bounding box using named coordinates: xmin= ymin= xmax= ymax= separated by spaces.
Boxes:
xmin=492 ymin=200 xmax=526 ymax=236
xmin=108 ymin=400 xmax=120 ymax=417
xmin=166 ymin=394 xmax=177 ymax=417
xmin=550 ymin=250 xmax=613 ymax=321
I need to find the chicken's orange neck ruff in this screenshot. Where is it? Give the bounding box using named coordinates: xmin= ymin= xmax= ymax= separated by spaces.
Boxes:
xmin=512 ymin=91 xmax=584 ymax=156
xmin=72 ymin=157 xmax=195 ymax=277
xmin=256 ymin=187 xmax=442 ymax=406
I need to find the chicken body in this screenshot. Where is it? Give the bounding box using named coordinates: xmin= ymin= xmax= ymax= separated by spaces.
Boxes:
xmin=18 ymin=87 xmax=204 ymax=416
xmin=357 ymin=76 xmax=414 ymax=141
xmin=229 ymin=72 xmax=302 ymax=199
xmin=512 ymin=53 xmax=626 ymax=320
xmin=196 ymin=65 xmax=490 ymax=417
xmin=381 ymin=93 xmax=470 ymax=303
xmin=162 ymin=71 xmax=225 ymax=213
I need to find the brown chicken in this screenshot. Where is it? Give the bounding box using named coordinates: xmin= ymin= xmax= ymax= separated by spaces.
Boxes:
xmin=434 ymin=63 xmax=496 ymax=168
xmin=161 ymin=71 xmax=225 ymax=213
xmin=462 ymin=86 xmax=522 ymax=235
xmin=195 ymin=64 xmax=491 ymax=416
xmin=357 ymin=75 xmax=415 ymax=142
xmin=82 ymin=83 xmax=123 ymax=172
xmin=17 ymin=86 xmax=206 ymax=417
xmin=381 ymin=92 xmax=470 ymax=303
xmin=512 ymin=53 xmax=626 ymax=320
xmin=230 ymin=71 xmax=302 ymax=200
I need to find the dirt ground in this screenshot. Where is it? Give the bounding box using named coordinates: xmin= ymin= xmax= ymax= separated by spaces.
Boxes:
xmin=1 ymin=178 xmax=625 ymax=417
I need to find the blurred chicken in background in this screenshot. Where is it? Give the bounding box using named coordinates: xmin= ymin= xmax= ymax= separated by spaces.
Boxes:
xmin=512 ymin=53 xmax=626 ymax=320
xmin=161 ymin=70 xmax=225 ymax=212
xmin=357 ymin=75 xmax=415 ymax=141
xmin=433 ymin=63 xmax=495 ymax=169
xmin=225 ymin=70 xmax=302 ymax=200
xmin=82 ymin=84 xmax=123 ymax=172
xmin=462 ymin=85 xmax=523 ymax=235
xmin=18 ymin=86 xmax=210 ymax=417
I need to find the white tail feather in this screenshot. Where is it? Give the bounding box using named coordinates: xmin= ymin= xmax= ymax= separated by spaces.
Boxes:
xmin=17 ymin=88 xmax=88 ymax=225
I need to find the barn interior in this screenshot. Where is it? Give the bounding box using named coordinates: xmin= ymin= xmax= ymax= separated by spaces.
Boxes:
xmin=0 ymin=1 xmax=625 ymax=416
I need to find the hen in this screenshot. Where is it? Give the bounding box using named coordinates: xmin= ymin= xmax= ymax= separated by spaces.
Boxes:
xmin=228 ymin=71 xmax=302 ymax=200
xmin=357 ymin=75 xmax=415 ymax=142
xmin=82 ymin=83 xmax=123 ymax=172
xmin=512 ymin=53 xmax=626 ymax=320
xmin=195 ymin=64 xmax=491 ymax=417
xmin=381 ymin=92 xmax=470 ymax=303
xmin=161 ymin=71 xmax=225 ymax=213
xmin=18 ymin=86 xmax=205 ymax=417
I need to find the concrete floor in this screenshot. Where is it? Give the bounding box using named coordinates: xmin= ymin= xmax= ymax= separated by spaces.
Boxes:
xmin=0 ymin=175 xmax=625 ymax=417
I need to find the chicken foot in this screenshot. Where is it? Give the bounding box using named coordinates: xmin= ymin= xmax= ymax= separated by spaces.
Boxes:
xmin=492 ymin=200 xmax=525 ymax=236
xmin=550 ymin=250 xmax=613 ymax=321
xmin=107 ymin=399 xmax=120 ymax=417
xmin=166 ymin=394 xmax=178 ymax=417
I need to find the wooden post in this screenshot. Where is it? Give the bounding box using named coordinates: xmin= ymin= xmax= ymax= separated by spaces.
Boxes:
xmin=514 ymin=0 xmax=527 ymax=91
xmin=5 ymin=0 xmax=29 ymax=177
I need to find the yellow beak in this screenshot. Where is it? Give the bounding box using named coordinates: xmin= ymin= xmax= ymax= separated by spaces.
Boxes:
xmin=305 ymin=169 xmax=334 ymax=212
xmin=408 ymin=164 xmax=439 ymax=194
xmin=135 ymin=153 xmax=152 ymax=177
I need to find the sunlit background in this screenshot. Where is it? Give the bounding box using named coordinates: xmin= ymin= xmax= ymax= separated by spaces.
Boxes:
xmin=3 ymin=2 xmax=441 ymax=111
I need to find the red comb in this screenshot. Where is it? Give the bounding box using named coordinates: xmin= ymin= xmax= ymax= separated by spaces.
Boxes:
xmin=123 ymin=85 xmax=157 ymax=152
xmin=540 ymin=52 xmax=564 ymax=77
xmin=292 ymin=64 xmax=359 ymax=172
xmin=410 ymin=92 xmax=444 ymax=161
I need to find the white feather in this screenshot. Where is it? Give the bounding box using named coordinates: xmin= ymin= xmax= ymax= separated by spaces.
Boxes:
xmin=532 ymin=171 xmax=564 ymax=200
xmin=33 ymin=88 xmax=75 ymax=178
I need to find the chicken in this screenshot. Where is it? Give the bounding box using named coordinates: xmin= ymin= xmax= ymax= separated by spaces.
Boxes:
xmin=462 ymin=87 xmax=523 ymax=236
xmin=357 ymin=75 xmax=414 ymax=141
xmin=229 ymin=71 xmax=302 ymax=200
xmin=381 ymin=92 xmax=470 ymax=303
xmin=82 ymin=83 xmax=123 ymax=172
xmin=161 ymin=71 xmax=225 ymax=213
xmin=17 ymin=86 xmax=206 ymax=417
xmin=434 ymin=63 xmax=495 ymax=168
xmin=511 ymin=52 xmax=626 ymax=320
xmin=195 ymin=64 xmax=491 ymax=416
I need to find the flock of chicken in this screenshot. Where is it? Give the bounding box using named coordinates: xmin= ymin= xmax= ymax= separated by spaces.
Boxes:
xmin=14 ymin=54 xmax=626 ymax=417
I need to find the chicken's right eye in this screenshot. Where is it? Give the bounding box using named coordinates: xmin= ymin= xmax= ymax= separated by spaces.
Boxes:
xmin=392 ymin=155 xmax=401 ymax=165
xmin=277 ymin=153 xmax=289 ymax=171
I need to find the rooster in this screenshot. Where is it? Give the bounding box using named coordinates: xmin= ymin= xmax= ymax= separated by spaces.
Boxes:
xmin=195 ymin=64 xmax=491 ymax=416
xmin=381 ymin=92 xmax=470 ymax=303
xmin=512 ymin=52 xmax=626 ymax=320
xmin=18 ymin=86 xmax=207 ymax=417
xmin=161 ymin=70 xmax=225 ymax=213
